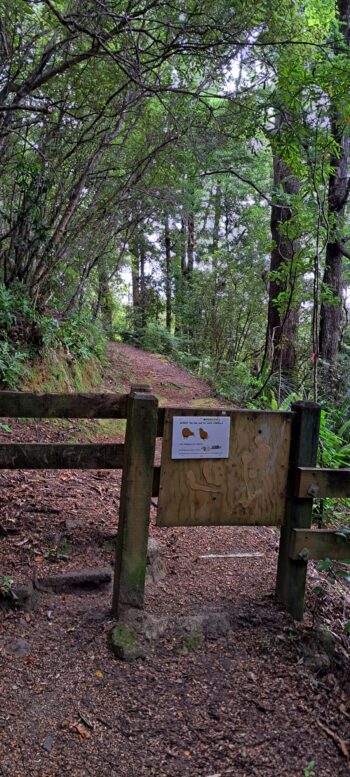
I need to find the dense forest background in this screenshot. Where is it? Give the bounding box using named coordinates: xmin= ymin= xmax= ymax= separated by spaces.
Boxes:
xmin=1 ymin=0 xmax=350 ymax=429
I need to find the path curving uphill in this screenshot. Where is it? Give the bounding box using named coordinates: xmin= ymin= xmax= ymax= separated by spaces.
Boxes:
xmin=104 ymin=341 xmax=223 ymax=407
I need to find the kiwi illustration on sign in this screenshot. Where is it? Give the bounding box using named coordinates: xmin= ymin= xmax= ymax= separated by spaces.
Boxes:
xmin=182 ymin=427 xmax=195 ymax=438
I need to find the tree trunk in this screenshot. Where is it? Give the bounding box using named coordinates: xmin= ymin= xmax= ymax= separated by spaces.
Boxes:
xmin=267 ymin=152 xmax=300 ymax=373
xmin=130 ymin=234 xmax=147 ymax=332
xmin=212 ymin=184 xmax=222 ymax=252
xmin=93 ymin=258 xmax=113 ymax=330
xmin=131 ymin=252 xmax=140 ymax=310
xmin=164 ymin=214 xmax=172 ymax=331
xmin=180 ymin=214 xmax=187 ymax=275
xmin=174 ymin=213 xmax=187 ymax=336
xmin=319 ymin=0 xmax=350 ymax=366
xmin=139 ymin=240 xmax=147 ymax=329
xmin=187 ymin=212 xmax=194 ymax=275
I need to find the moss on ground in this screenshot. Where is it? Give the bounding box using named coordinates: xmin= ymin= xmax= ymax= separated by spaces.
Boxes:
xmin=23 ymin=352 xmax=102 ymax=393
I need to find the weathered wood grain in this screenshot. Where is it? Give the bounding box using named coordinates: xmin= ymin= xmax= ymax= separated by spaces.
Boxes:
xmin=112 ymin=388 xmax=158 ymax=616
xmin=0 ymin=443 xmax=124 ymax=469
xmin=289 ymin=528 xmax=350 ymax=561
xmin=157 ymin=409 xmax=292 ymax=527
xmin=276 ymin=401 xmax=321 ymax=621
xmin=296 ymin=467 xmax=350 ymax=498
xmin=0 ymin=391 xmax=128 ymax=418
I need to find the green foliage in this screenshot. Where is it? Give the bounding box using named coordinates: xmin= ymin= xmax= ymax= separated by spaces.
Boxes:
xmin=316 ymin=558 xmax=333 ymax=573
xmin=41 ymin=313 xmax=106 ymax=363
xmin=121 ymin=320 xmax=187 ymax=361
xmin=183 ymin=629 xmax=204 ymax=653
xmin=0 ymin=281 xmax=106 ymax=387
xmin=0 ymin=342 xmax=28 ymax=389
xmin=0 ymin=286 xmax=31 ymax=388
xmin=315 ymin=556 xmax=350 ymax=601
xmin=315 ymin=406 xmax=350 ymax=524
xmin=140 ymin=322 xmax=177 ymax=356
xmin=318 ymin=408 xmax=350 ymax=469
xmin=0 ymin=575 xmax=14 ymax=601
xmin=208 ymin=359 xmax=258 ymax=403
xmin=303 ymin=761 xmax=316 ymax=777
xmin=1 ymin=0 xmax=350 ymax=406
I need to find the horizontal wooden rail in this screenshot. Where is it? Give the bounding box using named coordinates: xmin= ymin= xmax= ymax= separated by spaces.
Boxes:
xmin=0 ymin=392 xmax=128 ymax=419
xmin=296 ymin=467 xmax=350 ymax=499
xmin=0 ymin=397 xmax=279 ymax=433
xmin=289 ymin=528 xmax=350 ymax=561
xmin=0 ymin=443 xmax=124 ymax=469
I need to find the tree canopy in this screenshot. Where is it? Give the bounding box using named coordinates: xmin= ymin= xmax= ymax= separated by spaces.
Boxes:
xmin=0 ymin=0 xmax=349 ymax=403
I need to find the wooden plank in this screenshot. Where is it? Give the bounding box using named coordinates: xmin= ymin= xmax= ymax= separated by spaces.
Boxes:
xmin=289 ymin=528 xmax=350 ymax=561
xmin=112 ymin=387 xmax=158 ymax=616
xmin=0 ymin=443 xmax=124 ymax=469
xmin=0 ymin=391 xmax=128 ymax=418
xmin=157 ymin=409 xmax=292 ymax=527
xmin=276 ymin=401 xmax=321 ymax=621
xmin=199 ymin=552 xmax=263 ymax=559
xmin=296 ymin=467 xmax=350 ymax=499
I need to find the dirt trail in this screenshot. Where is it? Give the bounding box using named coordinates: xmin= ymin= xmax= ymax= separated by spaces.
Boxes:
xmin=0 ymin=344 xmax=349 ymax=777
xmin=103 ymin=341 xmax=223 ymax=406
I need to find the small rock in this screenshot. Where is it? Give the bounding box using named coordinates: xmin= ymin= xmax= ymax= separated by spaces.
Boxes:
xmin=202 ymin=610 xmax=231 ymax=639
xmin=317 ymin=626 xmax=336 ymax=657
xmin=110 ymin=623 xmax=146 ymax=661
xmin=1 ymin=582 xmax=37 ymax=612
xmin=42 ymin=735 xmax=53 ymax=753
xmin=147 ymin=538 xmax=159 ymax=562
xmin=303 ymin=651 xmax=331 ymax=674
xmin=146 ymin=538 xmax=166 ymax=583
xmin=177 ymin=610 xmax=231 ymax=641
xmin=146 ymin=556 xmax=166 ymax=583
xmin=300 ymin=626 xmax=336 ymax=674
xmin=65 ymin=519 xmax=82 ymax=531
xmin=110 ymin=608 xmax=169 ymax=660
xmin=7 ymin=638 xmax=31 ymax=658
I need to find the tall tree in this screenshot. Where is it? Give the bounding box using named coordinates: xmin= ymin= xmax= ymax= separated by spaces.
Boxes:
xmin=319 ymin=0 xmax=350 ymax=368
xmin=267 ymin=139 xmax=300 ymax=373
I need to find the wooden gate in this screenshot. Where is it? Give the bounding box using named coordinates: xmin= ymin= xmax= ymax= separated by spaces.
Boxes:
xmin=1 ymin=386 xmax=350 ymax=621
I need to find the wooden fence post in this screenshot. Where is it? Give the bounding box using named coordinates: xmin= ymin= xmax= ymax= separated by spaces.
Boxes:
xmin=112 ymin=385 xmax=158 ymax=618
xmin=275 ymin=401 xmax=321 ymax=620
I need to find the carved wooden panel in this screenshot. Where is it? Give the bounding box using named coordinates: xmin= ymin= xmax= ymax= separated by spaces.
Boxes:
xmin=157 ymin=409 xmax=292 ymax=527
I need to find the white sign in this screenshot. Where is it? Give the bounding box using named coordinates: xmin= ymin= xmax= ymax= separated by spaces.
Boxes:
xmin=171 ymin=415 xmax=230 ymax=460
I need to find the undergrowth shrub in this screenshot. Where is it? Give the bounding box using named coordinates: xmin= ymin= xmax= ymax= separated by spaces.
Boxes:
xmin=140 ymin=322 xmax=176 ymax=355
xmin=0 ymin=282 xmax=106 ymax=388
xmin=120 ymin=321 xmax=199 ymax=365
xmin=315 ymin=405 xmax=350 ymax=525
xmin=40 ymin=312 xmax=106 ymax=362
xmin=0 ymin=342 xmax=29 ymax=388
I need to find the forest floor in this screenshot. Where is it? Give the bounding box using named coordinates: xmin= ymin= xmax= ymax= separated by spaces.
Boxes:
xmin=1 ymin=342 xmax=350 ymax=777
